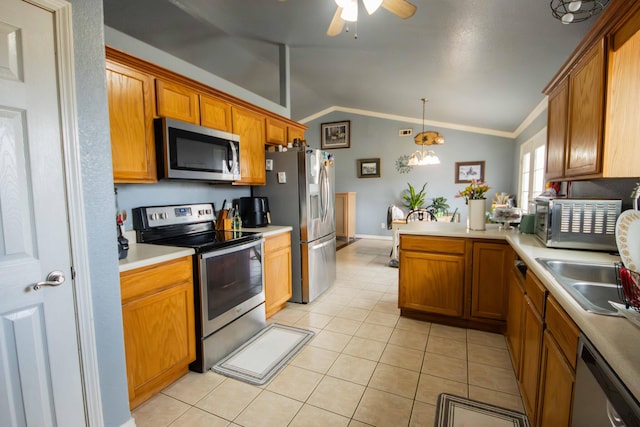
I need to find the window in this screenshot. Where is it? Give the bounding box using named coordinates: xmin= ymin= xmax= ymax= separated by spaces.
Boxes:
xmin=518 ymin=128 xmax=546 ymax=213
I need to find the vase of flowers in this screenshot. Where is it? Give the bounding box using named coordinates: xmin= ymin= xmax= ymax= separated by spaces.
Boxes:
xmin=455 ymin=179 xmax=490 ymax=231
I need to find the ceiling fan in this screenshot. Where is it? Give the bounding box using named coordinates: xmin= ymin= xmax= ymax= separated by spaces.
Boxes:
xmin=327 ymin=0 xmax=417 ymax=36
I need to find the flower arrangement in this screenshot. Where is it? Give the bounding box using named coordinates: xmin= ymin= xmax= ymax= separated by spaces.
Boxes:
xmin=455 ymin=179 xmax=490 ymax=204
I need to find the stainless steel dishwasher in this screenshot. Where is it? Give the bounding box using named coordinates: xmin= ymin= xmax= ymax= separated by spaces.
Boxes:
xmin=572 ymin=334 xmax=640 ymax=427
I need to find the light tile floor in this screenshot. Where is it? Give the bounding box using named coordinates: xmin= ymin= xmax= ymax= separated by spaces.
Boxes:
xmin=132 ymin=238 xmax=524 ymax=427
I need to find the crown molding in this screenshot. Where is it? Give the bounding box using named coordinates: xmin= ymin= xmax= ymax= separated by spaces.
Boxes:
xmin=299 ymin=104 xmax=549 ymax=139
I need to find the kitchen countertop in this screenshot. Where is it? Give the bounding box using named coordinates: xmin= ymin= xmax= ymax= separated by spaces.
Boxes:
xmin=118 ymin=225 xmax=292 ymax=273
xmin=235 ymin=224 xmax=293 ymax=237
xmin=398 ymin=221 xmax=640 ymax=401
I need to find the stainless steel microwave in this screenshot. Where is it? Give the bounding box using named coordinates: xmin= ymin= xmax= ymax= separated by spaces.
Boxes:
xmin=533 ymin=198 xmax=621 ymax=251
xmin=155 ymin=117 xmax=240 ymax=182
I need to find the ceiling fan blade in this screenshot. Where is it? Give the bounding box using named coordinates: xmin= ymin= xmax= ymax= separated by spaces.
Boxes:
xmin=381 ymin=0 xmax=416 ymax=19
xmin=327 ymin=6 xmax=345 ymax=36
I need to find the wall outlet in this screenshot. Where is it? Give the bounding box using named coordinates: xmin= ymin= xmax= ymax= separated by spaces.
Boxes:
xmin=399 ymin=128 xmax=413 ymax=136
xmin=381 ymin=222 xmax=386 ymax=229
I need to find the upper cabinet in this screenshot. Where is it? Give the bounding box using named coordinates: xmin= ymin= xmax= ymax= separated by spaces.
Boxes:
xmin=105 ymin=47 xmax=307 ymax=185
xmin=106 ymin=60 xmax=157 ymax=183
xmin=565 ymin=40 xmax=605 ymax=178
xmin=545 ymin=79 xmax=569 ymax=181
xmin=603 ymin=7 xmax=640 ymax=176
xmin=232 ymin=106 xmax=266 ymax=185
xmin=544 ymin=0 xmax=640 ymax=180
xmin=200 ymin=94 xmax=232 ymax=132
xmin=266 ymin=117 xmax=288 ymax=146
xmin=155 ymin=79 xmax=200 ymax=124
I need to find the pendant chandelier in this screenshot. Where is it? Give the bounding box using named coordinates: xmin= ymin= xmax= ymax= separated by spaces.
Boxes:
xmin=550 ymin=0 xmax=610 ymax=24
xmin=407 ymin=98 xmax=443 ymax=166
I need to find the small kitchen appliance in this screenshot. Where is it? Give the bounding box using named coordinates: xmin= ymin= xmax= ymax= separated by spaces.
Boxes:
xmin=132 ymin=203 xmax=265 ymax=372
xmin=533 ymin=198 xmax=622 ymax=251
xmin=239 ymin=196 xmax=271 ymax=228
xmin=154 ymin=117 xmax=240 ymax=182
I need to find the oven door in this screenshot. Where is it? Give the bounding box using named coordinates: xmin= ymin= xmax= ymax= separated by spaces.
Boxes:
xmin=198 ymin=238 xmax=264 ymax=337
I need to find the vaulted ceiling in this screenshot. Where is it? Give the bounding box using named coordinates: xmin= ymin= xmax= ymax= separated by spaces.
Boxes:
xmin=103 ymin=0 xmax=598 ymax=134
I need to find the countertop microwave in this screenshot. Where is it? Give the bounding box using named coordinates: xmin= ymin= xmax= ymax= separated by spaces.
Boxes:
xmin=155 ymin=117 xmax=240 ymax=182
xmin=533 ymin=198 xmax=621 ymax=251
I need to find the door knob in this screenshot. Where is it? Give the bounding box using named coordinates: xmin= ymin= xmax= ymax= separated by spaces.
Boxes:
xmin=33 ymin=270 xmax=66 ymax=290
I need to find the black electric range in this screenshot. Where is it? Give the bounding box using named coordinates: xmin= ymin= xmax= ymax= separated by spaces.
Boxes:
xmin=132 ymin=203 xmax=261 ymax=253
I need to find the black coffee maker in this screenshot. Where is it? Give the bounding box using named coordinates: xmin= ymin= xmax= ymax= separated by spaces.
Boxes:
xmin=239 ymin=197 xmax=271 ymax=228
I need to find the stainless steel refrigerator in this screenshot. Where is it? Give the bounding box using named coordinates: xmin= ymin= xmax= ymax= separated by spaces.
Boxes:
xmin=253 ymin=149 xmax=336 ymax=303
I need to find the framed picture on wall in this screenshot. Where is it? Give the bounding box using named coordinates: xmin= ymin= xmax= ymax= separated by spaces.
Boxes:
xmin=455 ymin=161 xmax=485 ymax=183
xmin=357 ymin=158 xmax=380 ymax=178
xmin=321 ymin=121 xmax=350 ymax=149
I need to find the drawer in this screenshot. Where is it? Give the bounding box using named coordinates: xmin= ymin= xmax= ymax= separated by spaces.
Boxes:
xmin=546 ymin=296 xmax=580 ymax=368
xmin=264 ymin=231 xmax=291 ymax=252
xmin=121 ymin=256 xmax=193 ymax=303
xmin=525 ymin=270 xmax=547 ymax=316
xmin=400 ymin=235 xmax=466 ymax=255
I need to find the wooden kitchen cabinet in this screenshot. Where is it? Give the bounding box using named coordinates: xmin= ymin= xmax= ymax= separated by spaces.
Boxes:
xmin=537 ymin=331 xmax=575 ymax=427
xmin=536 ymin=295 xmax=579 ymax=427
xmin=200 ymin=94 xmax=232 ymax=132
xmin=335 ymin=192 xmax=356 ymax=241
xmin=232 ymin=106 xmax=266 ymax=185
xmin=470 ymin=241 xmax=512 ymax=321
xmin=519 ymin=270 xmax=547 ymax=426
xmin=288 ymin=126 xmax=305 ymax=143
xmin=266 ymin=117 xmax=288 ymax=145
xmin=120 ymin=256 xmax=195 ymax=409
xmin=545 ymin=78 xmax=568 ymax=181
xmin=543 ymin=0 xmax=640 ymax=180
xmin=106 ymin=60 xmax=157 ymax=183
xmin=155 ymin=79 xmax=200 ymax=124
xmin=565 ymin=40 xmax=605 ymax=178
xmin=603 ymin=7 xmax=640 ymax=177
xmin=506 ymin=263 xmax=526 ymax=375
xmin=399 ymin=235 xmax=466 ymax=318
xmin=264 ymin=231 xmax=292 ymax=318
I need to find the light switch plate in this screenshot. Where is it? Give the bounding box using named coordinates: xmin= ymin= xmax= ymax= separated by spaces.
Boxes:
xmin=265 ymin=159 xmax=273 ymax=171
xmin=277 ymin=172 xmax=286 ymax=183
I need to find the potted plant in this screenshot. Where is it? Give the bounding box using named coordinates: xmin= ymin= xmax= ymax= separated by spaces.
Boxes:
xmin=402 ymin=182 xmax=427 ymax=211
xmin=429 ymin=196 xmax=450 ymax=217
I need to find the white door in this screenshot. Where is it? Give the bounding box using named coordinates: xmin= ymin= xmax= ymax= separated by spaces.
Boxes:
xmin=0 ymin=1 xmax=86 ymax=426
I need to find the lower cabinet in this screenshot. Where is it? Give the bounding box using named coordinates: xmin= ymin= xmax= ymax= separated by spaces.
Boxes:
xmin=471 ymin=242 xmax=512 ymax=320
xmin=537 ymin=330 xmax=575 ymax=427
xmin=264 ymin=231 xmax=292 ymax=318
xmin=398 ymin=235 xmax=510 ymax=331
xmin=120 ymin=256 xmax=195 ymax=409
xmin=510 ymin=266 xmax=579 ymax=427
xmin=506 ymin=264 xmax=526 ymax=374
xmin=519 ymin=292 xmax=544 ymax=425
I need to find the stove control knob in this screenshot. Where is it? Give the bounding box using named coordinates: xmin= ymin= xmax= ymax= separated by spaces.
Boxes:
xmin=159 ymin=212 xmax=167 ymax=219
xmin=206 ymin=209 xmax=212 ymax=215
xmin=198 ymin=209 xmax=205 ymax=216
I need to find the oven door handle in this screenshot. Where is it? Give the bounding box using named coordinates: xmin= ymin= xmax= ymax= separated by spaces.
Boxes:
xmin=199 ymin=238 xmax=263 ymax=260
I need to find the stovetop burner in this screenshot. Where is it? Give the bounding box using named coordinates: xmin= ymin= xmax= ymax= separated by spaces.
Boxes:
xmin=151 ymin=230 xmax=261 ymax=253
xmin=132 ymin=203 xmax=262 ymax=253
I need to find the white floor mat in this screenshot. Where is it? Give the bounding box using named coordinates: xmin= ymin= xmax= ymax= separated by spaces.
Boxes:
xmin=212 ymin=323 xmax=314 ymax=385
xmin=435 ymin=393 xmax=530 ymax=427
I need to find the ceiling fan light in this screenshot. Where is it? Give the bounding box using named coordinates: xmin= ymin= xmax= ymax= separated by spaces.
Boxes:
xmin=561 ymin=12 xmax=574 ymax=23
xmin=363 ymin=0 xmax=383 ymax=15
xmin=567 ymin=0 xmax=582 ymax=12
xmin=335 ymin=0 xmax=350 ymax=8
xmin=340 ymin=0 xmax=358 ymax=22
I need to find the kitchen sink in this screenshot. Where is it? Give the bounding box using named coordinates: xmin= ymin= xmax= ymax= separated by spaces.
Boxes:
xmin=536 ymin=258 xmax=622 ymax=316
